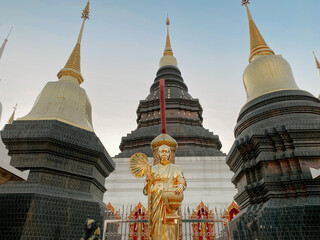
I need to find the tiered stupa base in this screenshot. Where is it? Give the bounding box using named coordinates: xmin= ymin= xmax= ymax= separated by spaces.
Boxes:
xmin=0 ymin=120 xmax=115 ymax=239
xmin=0 ymin=183 xmax=107 ymax=239
xmin=227 ymin=90 xmax=320 ymax=240
xmin=230 ymin=198 xmax=320 ymax=240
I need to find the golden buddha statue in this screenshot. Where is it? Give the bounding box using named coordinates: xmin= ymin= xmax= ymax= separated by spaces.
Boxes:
xmin=129 ymin=78 xmax=186 ymax=239
xmin=129 ymin=133 xmax=186 ymax=240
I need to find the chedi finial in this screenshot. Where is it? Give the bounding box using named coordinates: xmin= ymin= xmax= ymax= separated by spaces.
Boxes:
xmin=164 ymin=15 xmax=173 ymax=56
xmin=166 ymin=14 xmax=170 ymax=26
xmin=82 ymin=0 xmax=90 ymax=20
xmin=313 ymin=51 xmax=320 ymax=70
xmin=159 ymin=15 xmax=177 ymax=67
xmin=0 ymin=27 xmax=13 ymax=61
xmin=8 ymin=104 xmax=17 ymax=124
xmin=241 ymin=0 xmax=250 ymax=6
xmin=57 ymin=0 xmax=90 ymax=84
xmin=242 ymin=0 xmax=274 ymax=62
xmin=241 ymin=0 xmax=299 ymax=102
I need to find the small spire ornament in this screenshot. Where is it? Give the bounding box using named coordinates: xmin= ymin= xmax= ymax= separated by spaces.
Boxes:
xmin=241 ymin=0 xmax=250 ymax=6
xmin=0 ymin=27 xmax=13 ymax=61
xmin=82 ymin=0 xmax=90 ymax=20
xmin=313 ymin=51 xmax=320 ymax=70
xmin=166 ymin=14 xmax=170 ymax=26
xmin=8 ymin=104 xmax=17 ymax=124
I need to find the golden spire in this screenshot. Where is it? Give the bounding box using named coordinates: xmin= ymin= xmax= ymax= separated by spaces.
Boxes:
xmin=241 ymin=0 xmax=274 ymax=62
xmin=313 ymin=51 xmax=320 ymax=70
xmin=8 ymin=104 xmax=17 ymax=124
xmin=0 ymin=27 xmax=13 ymax=60
xmin=159 ymin=15 xmax=177 ymax=67
xmin=57 ymin=0 xmax=90 ymax=84
xmin=163 ymin=15 xmax=173 ymax=56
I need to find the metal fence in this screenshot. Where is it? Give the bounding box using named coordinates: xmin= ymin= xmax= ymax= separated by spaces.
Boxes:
xmin=103 ymin=206 xmax=230 ymax=240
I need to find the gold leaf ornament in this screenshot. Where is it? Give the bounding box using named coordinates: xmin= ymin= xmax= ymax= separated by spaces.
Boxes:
xmin=129 ymin=153 xmax=150 ymax=178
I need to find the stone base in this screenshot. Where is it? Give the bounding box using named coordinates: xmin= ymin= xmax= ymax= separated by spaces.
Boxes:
xmin=229 ymin=198 xmax=320 ymax=240
xmin=0 ymin=182 xmax=107 ymax=240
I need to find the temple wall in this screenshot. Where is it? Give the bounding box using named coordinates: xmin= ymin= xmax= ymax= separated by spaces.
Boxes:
xmin=104 ymin=156 xmax=236 ymax=209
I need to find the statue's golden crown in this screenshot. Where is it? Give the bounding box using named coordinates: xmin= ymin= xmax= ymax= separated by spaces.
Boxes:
xmin=151 ymin=133 xmax=177 ymax=165
xmin=151 ymin=133 xmax=177 ymax=151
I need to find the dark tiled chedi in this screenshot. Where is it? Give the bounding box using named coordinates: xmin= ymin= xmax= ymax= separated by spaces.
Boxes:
xmin=117 ymin=65 xmax=224 ymax=157
xmin=0 ymin=120 xmax=115 ymax=240
xmin=226 ymin=90 xmax=320 ymax=239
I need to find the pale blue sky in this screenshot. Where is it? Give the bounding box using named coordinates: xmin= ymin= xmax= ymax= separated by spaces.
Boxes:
xmin=0 ymin=0 xmax=320 ymax=156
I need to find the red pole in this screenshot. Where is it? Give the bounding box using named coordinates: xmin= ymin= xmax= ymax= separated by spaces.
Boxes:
xmin=159 ymin=79 xmax=167 ymax=134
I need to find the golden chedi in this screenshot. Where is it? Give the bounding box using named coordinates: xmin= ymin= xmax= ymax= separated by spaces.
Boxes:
xmin=242 ymin=1 xmax=299 ymax=102
xmin=159 ymin=15 xmax=178 ymax=68
xmin=19 ymin=1 xmax=93 ymax=132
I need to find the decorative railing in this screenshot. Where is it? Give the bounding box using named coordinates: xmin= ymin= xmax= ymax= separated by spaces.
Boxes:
xmin=102 ymin=206 xmax=230 ymax=240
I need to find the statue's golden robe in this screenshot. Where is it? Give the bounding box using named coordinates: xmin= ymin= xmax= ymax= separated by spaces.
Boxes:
xmin=144 ymin=163 xmax=186 ymax=240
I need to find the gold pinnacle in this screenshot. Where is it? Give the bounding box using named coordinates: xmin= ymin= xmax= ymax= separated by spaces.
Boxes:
xmin=82 ymin=0 xmax=90 ymax=20
xmin=241 ymin=0 xmax=250 ymax=6
xmin=6 ymin=27 xmax=13 ymax=40
xmin=242 ymin=0 xmax=275 ymax=62
xmin=313 ymin=51 xmax=320 ymax=69
xmin=8 ymin=104 xmax=17 ymax=124
xmin=57 ymin=0 xmax=90 ymax=84
xmin=164 ymin=15 xmax=173 ymax=56
xmin=166 ymin=14 xmax=170 ymax=26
